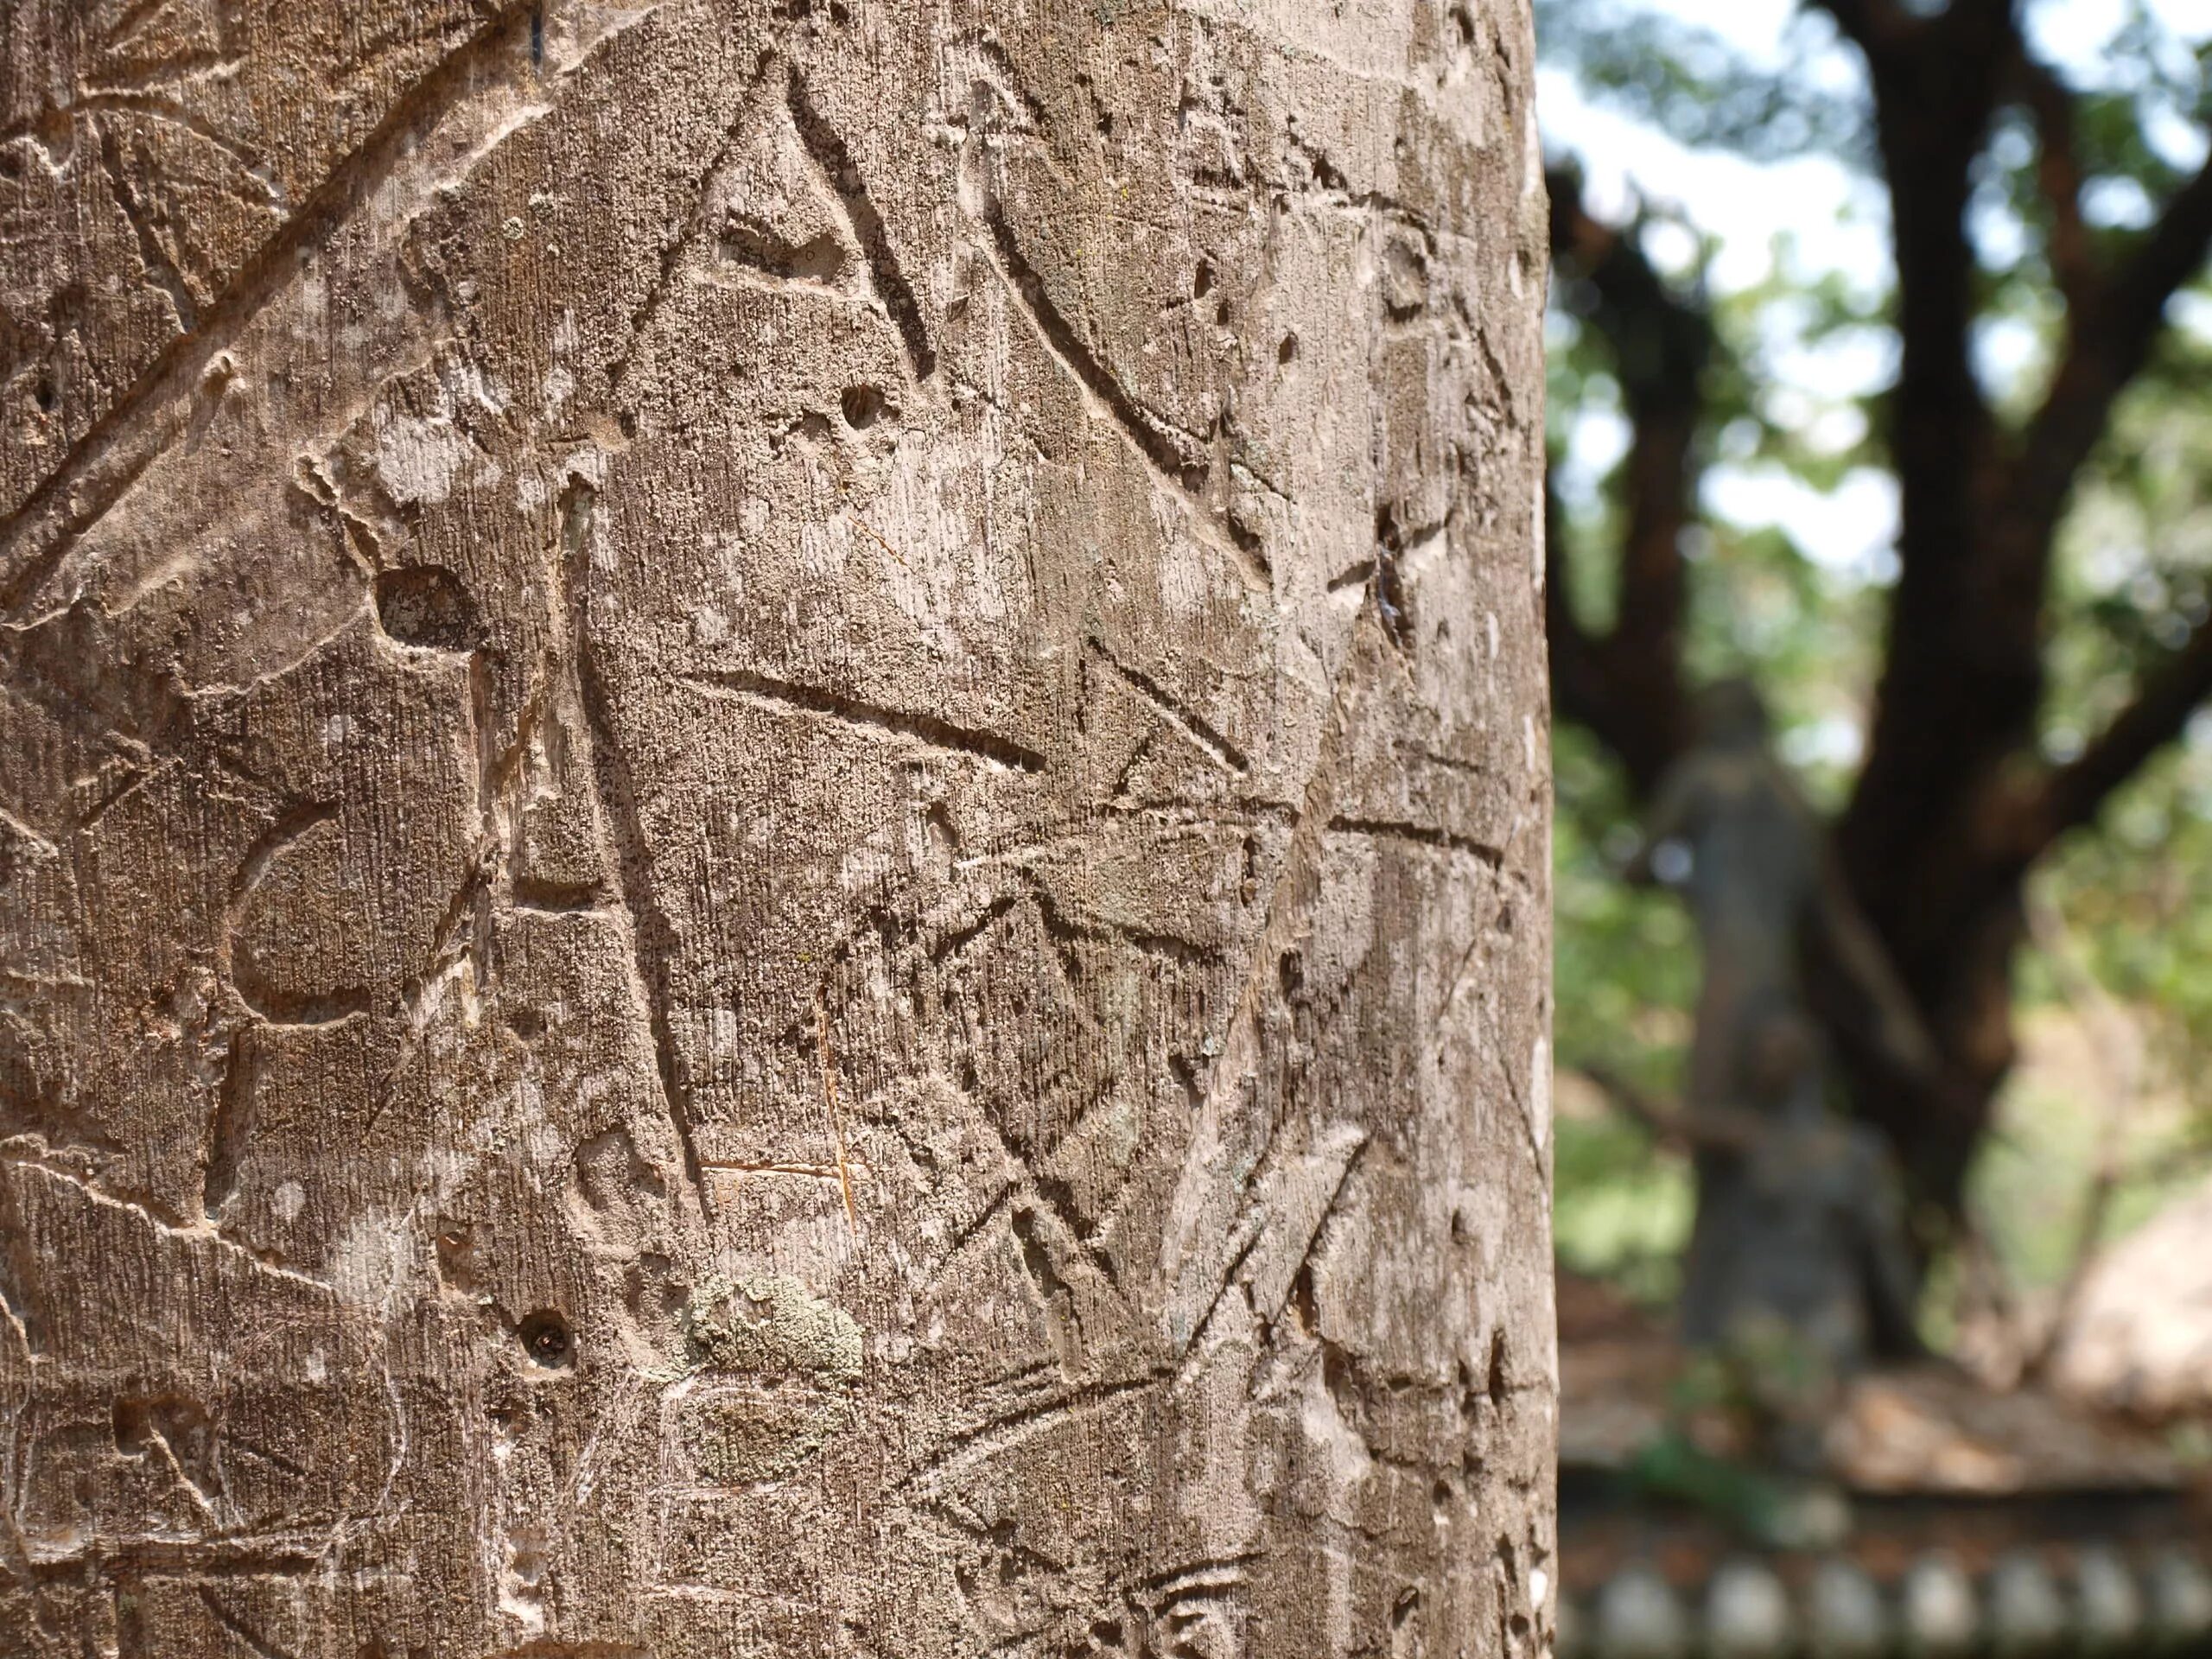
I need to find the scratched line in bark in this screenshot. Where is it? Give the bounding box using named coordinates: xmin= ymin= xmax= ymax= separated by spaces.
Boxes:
xmin=96 ymin=119 xmax=203 ymax=334
xmin=1325 ymin=815 xmax=1506 ymax=865
xmin=605 ymin=48 xmax=777 ymax=396
xmin=679 ymin=668 xmax=1046 ymax=773
xmin=0 ymin=3 xmax=540 ymax=618
xmin=955 ymin=140 xmax=1271 ymax=589
xmin=561 ymin=479 xmax=712 ymax=1212
xmin=1086 ymin=638 xmax=1249 ymax=774
xmin=786 ymin=67 xmax=938 ymax=384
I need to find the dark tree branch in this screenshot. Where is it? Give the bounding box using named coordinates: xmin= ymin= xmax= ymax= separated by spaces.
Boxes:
xmin=1841 ymin=3 xmax=2021 ymax=912
xmin=1546 ymin=166 xmax=1707 ymax=794
xmin=1577 ymin=1064 xmax=1765 ymax=1155
xmin=2012 ymin=52 xmax=2094 ymax=314
xmin=2005 ymin=150 xmax=2212 ymax=544
xmin=1545 ymin=472 xmax=1615 ymax=736
xmin=2024 ymin=608 xmax=2212 ymax=853
xmin=1808 ymin=0 xmax=1921 ymax=59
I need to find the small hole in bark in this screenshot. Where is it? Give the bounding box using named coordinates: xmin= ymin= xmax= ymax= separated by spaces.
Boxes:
xmin=841 ymin=385 xmax=887 ymax=429
xmin=435 ymin=1223 xmax=480 ymax=1292
xmin=1192 ymin=259 xmax=1214 ymax=299
xmin=374 ymin=566 xmax=482 ymax=652
xmin=1215 ymin=298 xmax=1231 ymax=326
xmin=1278 ymin=332 xmax=1298 ymax=364
xmin=518 ymin=1309 xmax=575 ymax=1370
xmin=1278 ymin=949 xmax=1303 ymax=1000
xmin=1486 ymin=1330 xmax=1508 ymax=1406
xmin=33 ymin=374 xmax=57 ymax=411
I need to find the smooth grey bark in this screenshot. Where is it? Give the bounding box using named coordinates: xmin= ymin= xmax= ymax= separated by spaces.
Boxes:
xmin=0 ymin=2 xmax=1554 ymax=1654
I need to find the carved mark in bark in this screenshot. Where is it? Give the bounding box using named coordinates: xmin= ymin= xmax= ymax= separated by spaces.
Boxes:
xmin=202 ymin=1028 xmax=258 ymax=1222
xmin=935 ymin=979 xmax=1135 ymax=1314
xmin=680 ymin=668 xmax=1046 ymax=773
xmin=898 ymin=1371 xmax=1166 ymax=1496
xmin=0 ymin=1077 xmax=122 ymax=1166
xmin=113 ymin=1392 xmax=227 ymax=1521
xmin=195 ymin=1586 xmax=300 ymax=1659
xmin=607 ymin=50 xmax=775 ymax=395
xmin=1157 ymin=608 xmax=1396 ymax=1349
xmin=1372 ymin=507 xmax=1429 ymax=651
xmin=19 ymin=1536 xmax=323 ymax=1580
xmin=10 ymin=1152 xmax=331 ymax=1294
xmin=1086 ymin=639 xmax=1248 ymax=774
xmin=213 ymin=804 xmax=372 ymax=1174
xmin=786 ymin=67 xmax=938 ymax=384
xmin=1024 ymin=881 xmax=1216 ymax=966
xmin=96 ymin=118 xmax=201 ymax=334
xmin=9 ymin=95 xmax=281 ymax=200
xmin=559 ymin=478 xmax=711 ymax=1211
xmin=0 ymin=3 xmax=537 ymax=618
xmin=966 ymin=183 xmax=1269 ymax=588
xmin=720 ymin=218 xmax=846 ymax=283
xmin=1325 ymin=816 xmax=1504 ymax=867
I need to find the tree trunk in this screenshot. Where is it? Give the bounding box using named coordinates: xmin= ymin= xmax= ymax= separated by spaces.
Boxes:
xmin=0 ymin=3 xmax=1553 ymax=1656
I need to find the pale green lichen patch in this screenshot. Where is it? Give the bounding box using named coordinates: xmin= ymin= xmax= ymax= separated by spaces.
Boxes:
xmin=681 ymin=1274 xmax=865 ymax=1386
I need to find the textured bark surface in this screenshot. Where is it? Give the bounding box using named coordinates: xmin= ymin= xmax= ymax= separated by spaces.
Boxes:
xmin=0 ymin=3 xmax=1552 ymax=1655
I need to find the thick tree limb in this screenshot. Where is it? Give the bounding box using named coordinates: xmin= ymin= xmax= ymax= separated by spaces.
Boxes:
xmin=1841 ymin=0 xmax=2023 ymax=922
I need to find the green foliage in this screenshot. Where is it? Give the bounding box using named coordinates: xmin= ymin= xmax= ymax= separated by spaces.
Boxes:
xmin=1551 ymin=724 xmax=1696 ymax=1302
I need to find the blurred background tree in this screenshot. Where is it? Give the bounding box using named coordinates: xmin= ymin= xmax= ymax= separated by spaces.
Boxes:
xmin=1542 ymin=0 xmax=2212 ymax=1349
